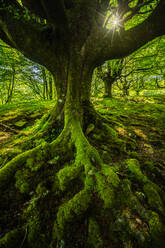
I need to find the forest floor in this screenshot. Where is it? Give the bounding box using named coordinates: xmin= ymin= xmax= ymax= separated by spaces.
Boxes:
xmin=0 ymin=96 xmax=165 ymax=247
xmin=0 ymin=96 xmax=165 ymax=188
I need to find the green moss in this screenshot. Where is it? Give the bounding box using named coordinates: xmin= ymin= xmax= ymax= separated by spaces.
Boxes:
xmin=26 ymin=158 xmax=34 ymax=167
xmin=103 ymin=124 xmax=118 ymax=139
xmin=88 ymin=218 xmax=103 ymax=248
xmin=127 ymin=151 xmax=139 ymax=159
xmin=14 ymin=120 xmax=27 ymax=127
xmin=0 ymin=227 xmax=25 ymax=248
xmin=0 ymin=144 xmax=43 ymax=189
xmin=93 ymin=133 xmax=102 ymax=140
xmin=125 ymin=159 xmax=148 ymax=183
xmin=27 ymin=217 xmax=46 ymax=248
xmin=120 ymin=180 xmax=148 ymax=219
xmin=85 ymin=175 xmax=95 ymax=190
xmin=15 ymin=169 xmax=30 ymax=194
xmin=57 ymin=165 xmax=82 ymax=191
xmin=148 ymin=211 xmax=165 ymax=242
xmin=96 ymin=172 xmax=115 ymax=209
xmin=36 ymin=183 xmax=48 ymax=195
xmin=143 ymin=183 xmax=164 ymax=214
xmin=86 ymin=123 xmax=95 ymax=135
xmin=102 ymin=166 xmax=120 ymax=187
xmin=144 ymin=161 xmax=154 ymax=171
xmin=56 ymin=189 xmax=91 ymax=238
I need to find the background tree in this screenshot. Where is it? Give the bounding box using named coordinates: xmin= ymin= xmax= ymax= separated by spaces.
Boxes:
xmin=0 ymin=40 xmax=55 ymax=103
xmin=96 ymin=59 xmax=123 ymax=98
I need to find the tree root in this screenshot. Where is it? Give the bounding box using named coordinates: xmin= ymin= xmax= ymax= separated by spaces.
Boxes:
xmin=0 ymin=117 xmax=165 ymax=248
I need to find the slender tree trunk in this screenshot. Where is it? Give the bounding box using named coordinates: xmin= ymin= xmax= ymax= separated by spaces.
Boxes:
xmin=5 ymin=67 xmax=15 ymax=104
xmin=104 ymin=79 xmax=113 ymax=98
xmin=48 ymin=72 xmax=53 ymax=100
xmin=42 ymin=67 xmax=48 ymax=100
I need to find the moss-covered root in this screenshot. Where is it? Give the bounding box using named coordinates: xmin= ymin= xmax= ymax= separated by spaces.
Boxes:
xmin=118 ymin=170 xmax=165 ymax=247
xmin=0 ymin=227 xmax=26 ymax=248
xmin=125 ymin=159 xmax=165 ymax=215
xmin=0 ymin=142 xmax=50 ymax=189
xmin=88 ymin=218 xmax=103 ymax=248
xmin=52 ymin=188 xmax=92 ymax=245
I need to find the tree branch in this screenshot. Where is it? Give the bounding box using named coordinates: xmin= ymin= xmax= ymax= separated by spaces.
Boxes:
xmin=0 ymin=8 xmax=60 ymax=67
xmin=98 ymin=0 xmax=165 ymax=63
xmin=21 ymin=0 xmax=68 ymax=27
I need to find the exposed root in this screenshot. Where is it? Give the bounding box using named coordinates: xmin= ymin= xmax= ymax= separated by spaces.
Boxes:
xmin=0 ymin=114 xmax=165 ymax=248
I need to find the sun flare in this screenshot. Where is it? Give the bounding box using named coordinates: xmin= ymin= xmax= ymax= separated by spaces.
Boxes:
xmin=112 ymin=16 xmax=120 ymax=28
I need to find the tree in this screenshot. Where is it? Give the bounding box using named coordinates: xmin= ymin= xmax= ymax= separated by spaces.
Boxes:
xmin=0 ymin=1 xmax=165 ymax=247
xmin=0 ymin=40 xmax=55 ymax=103
xmin=0 ymin=42 xmax=23 ymax=104
xmin=96 ymin=59 xmax=123 ymax=98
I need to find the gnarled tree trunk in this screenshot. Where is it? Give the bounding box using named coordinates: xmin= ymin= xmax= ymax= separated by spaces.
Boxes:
xmin=0 ymin=1 xmax=165 ymax=247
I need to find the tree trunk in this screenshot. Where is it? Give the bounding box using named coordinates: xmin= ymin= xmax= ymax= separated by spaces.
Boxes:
xmin=5 ymin=67 xmax=15 ymax=104
xmin=48 ymin=72 xmax=53 ymax=100
xmin=104 ymin=79 xmax=113 ymax=98
xmin=0 ymin=59 xmax=165 ymax=248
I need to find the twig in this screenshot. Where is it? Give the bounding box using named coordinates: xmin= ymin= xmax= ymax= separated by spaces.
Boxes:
xmin=20 ymin=226 xmax=28 ymax=248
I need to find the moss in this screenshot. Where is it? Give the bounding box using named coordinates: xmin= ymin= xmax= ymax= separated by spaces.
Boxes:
xmin=0 ymin=227 xmax=25 ymax=248
xmin=57 ymin=165 xmax=82 ymax=191
xmin=102 ymin=166 xmax=120 ymax=187
xmin=26 ymin=158 xmax=34 ymax=168
xmin=96 ymin=172 xmax=115 ymax=209
xmin=103 ymin=123 xmax=118 ymax=139
xmin=88 ymin=218 xmax=103 ymax=248
xmin=0 ymin=144 xmax=44 ymax=189
xmin=144 ymin=161 xmax=154 ymax=171
xmin=127 ymin=151 xmax=139 ymax=159
xmin=55 ymin=189 xmax=91 ymax=238
xmin=85 ymin=175 xmax=95 ymax=191
xmin=93 ymin=133 xmax=102 ymax=140
xmin=86 ymin=123 xmax=95 ymax=135
xmin=148 ymin=211 xmax=165 ymax=242
xmin=143 ymin=183 xmax=164 ymax=214
xmin=125 ymin=159 xmax=148 ymax=184
xmin=15 ymin=169 xmax=31 ymax=194
xmin=14 ymin=120 xmax=27 ymax=127
xmin=27 ymin=218 xmax=46 ymax=248
xmin=120 ymin=179 xmax=148 ymax=219
xmin=36 ymin=183 xmax=48 ymax=195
